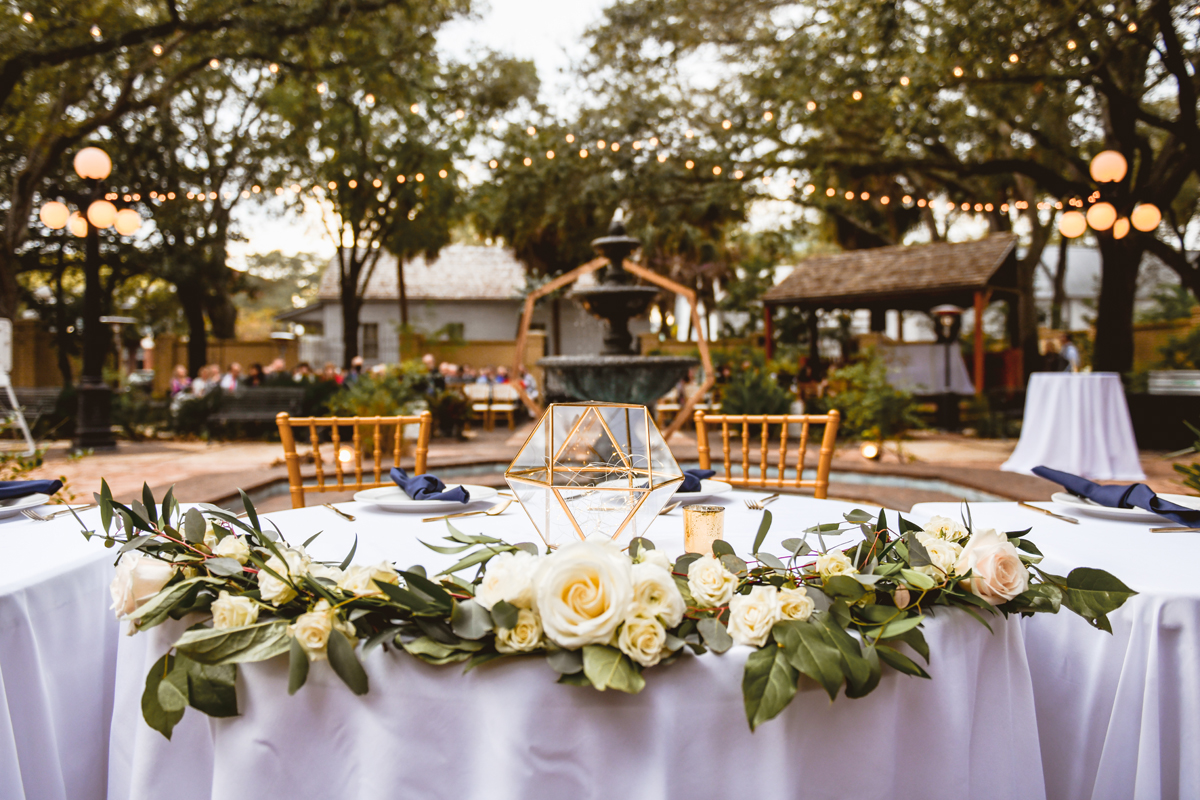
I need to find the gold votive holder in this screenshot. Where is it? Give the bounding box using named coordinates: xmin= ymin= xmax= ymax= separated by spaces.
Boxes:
xmin=683 ymin=505 xmax=725 ymax=554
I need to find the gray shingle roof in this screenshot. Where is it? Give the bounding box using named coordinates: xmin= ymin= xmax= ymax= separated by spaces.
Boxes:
xmin=316 ymin=245 xmax=528 ymax=302
xmin=762 ymin=233 xmax=1019 ymax=309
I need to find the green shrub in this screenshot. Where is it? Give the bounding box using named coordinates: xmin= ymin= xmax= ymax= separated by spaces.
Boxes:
xmin=428 ymin=389 xmax=470 ymax=438
xmin=325 ymin=362 xmax=427 ymax=417
xmin=1156 ymin=326 xmax=1200 ymax=370
xmin=811 ymin=351 xmax=921 ymax=441
xmin=1173 ymin=422 xmax=1200 ymax=495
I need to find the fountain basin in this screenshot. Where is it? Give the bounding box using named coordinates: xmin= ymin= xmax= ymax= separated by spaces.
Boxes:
xmin=538 ymin=354 xmax=698 ymax=407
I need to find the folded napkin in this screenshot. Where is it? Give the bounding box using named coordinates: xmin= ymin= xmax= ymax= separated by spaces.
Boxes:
xmin=390 ymin=467 xmax=469 ymax=503
xmin=679 ymin=469 xmax=716 ymax=493
xmin=1032 ymin=465 xmax=1200 ymax=526
xmin=0 ymin=479 xmax=62 ymax=502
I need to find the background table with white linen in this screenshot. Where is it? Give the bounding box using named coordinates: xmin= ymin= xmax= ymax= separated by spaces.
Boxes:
xmin=1000 ymin=372 xmax=1145 ymax=481
xmin=910 ymin=500 xmax=1200 ymax=800
xmin=877 ymin=342 xmax=975 ymax=395
xmin=0 ymin=507 xmax=117 ymax=800
xmin=108 ymin=493 xmax=1048 ymax=800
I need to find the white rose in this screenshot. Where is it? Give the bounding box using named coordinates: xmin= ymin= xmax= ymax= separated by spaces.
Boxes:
xmin=212 ymin=534 xmax=251 ymax=565
xmin=495 ymin=607 xmax=543 ymax=653
xmin=727 ymin=585 xmax=782 ymax=648
xmin=110 ymin=552 xmax=176 ymax=618
xmin=687 ymin=554 xmax=737 ymax=608
xmin=815 ymin=550 xmax=858 ymax=579
xmin=534 ymin=541 xmax=633 ymax=649
xmin=778 ymin=586 xmax=815 ymax=621
xmin=922 ymin=515 xmax=969 ymax=543
xmin=617 ymin=610 xmax=669 ymax=667
xmin=955 ymin=528 xmax=1029 ymax=605
xmin=308 ymin=562 xmax=345 ymax=583
xmin=631 ymin=562 xmax=686 ymax=628
xmin=474 ymin=551 xmax=538 ymax=610
xmin=288 ymin=599 xmax=357 ymax=661
xmin=258 ymin=547 xmax=309 ymax=606
xmin=913 ymin=532 xmax=963 ymax=580
xmin=639 ymin=549 xmax=674 ymax=573
xmin=336 ymin=561 xmax=399 ymax=597
xmin=202 ymin=520 xmax=218 ymax=550
xmin=211 ymin=591 xmax=259 ymax=629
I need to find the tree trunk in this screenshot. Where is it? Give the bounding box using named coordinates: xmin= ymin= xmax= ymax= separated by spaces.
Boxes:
xmin=1092 ymin=238 xmax=1141 ymax=374
xmin=1051 ymin=235 xmax=1069 ymax=330
xmin=340 ymin=260 xmax=361 ymax=370
xmin=551 ymin=295 xmax=562 ymax=355
xmin=178 ymin=280 xmax=208 ymax=377
xmin=0 ymin=247 xmax=18 ymax=321
xmin=397 ymin=258 xmax=408 ymax=329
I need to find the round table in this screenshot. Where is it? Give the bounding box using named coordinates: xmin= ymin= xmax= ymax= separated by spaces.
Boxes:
xmin=1000 ymin=372 xmax=1145 ymax=481
xmin=911 ymin=500 xmax=1200 ymax=800
xmin=107 ymin=492 xmax=1047 ymax=800
xmin=0 ymin=506 xmax=117 ymax=800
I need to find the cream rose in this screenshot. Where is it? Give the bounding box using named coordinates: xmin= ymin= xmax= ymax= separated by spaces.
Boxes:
xmin=727 ymin=585 xmax=782 ymax=647
xmin=211 ymin=591 xmax=259 ymax=629
xmin=618 ymin=609 xmax=670 ymax=667
xmin=922 ymin=515 xmax=969 ymax=543
xmin=202 ymin=520 xmax=218 ymax=550
xmin=308 ymin=563 xmax=345 ymax=583
xmin=534 ymin=541 xmax=633 ymax=649
xmin=955 ymin=528 xmax=1029 ymax=605
xmin=631 ymin=562 xmax=686 ymax=627
xmin=110 ymin=552 xmax=176 ymax=618
xmin=778 ymin=586 xmax=815 ymax=621
xmin=913 ymin=532 xmax=963 ymax=580
xmin=495 ymin=607 xmax=543 ymax=653
xmin=474 ymin=551 xmax=538 ymax=610
xmin=336 ymin=561 xmax=399 ymax=597
xmin=815 ymin=550 xmax=857 ymax=579
xmin=212 ymin=534 xmax=251 ymax=565
xmin=257 ymin=547 xmax=309 ymax=606
xmin=687 ymin=554 xmax=737 ymax=608
xmin=639 ymin=549 xmax=674 ymax=573
xmin=288 ymin=599 xmax=356 ymax=661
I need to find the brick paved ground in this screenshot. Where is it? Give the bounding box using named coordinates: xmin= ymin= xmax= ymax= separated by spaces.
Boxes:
xmin=16 ymin=424 xmax=1192 ymax=513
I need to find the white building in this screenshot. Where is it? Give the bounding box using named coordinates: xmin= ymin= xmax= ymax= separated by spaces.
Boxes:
xmin=280 ymin=245 xmax=651 ymax=366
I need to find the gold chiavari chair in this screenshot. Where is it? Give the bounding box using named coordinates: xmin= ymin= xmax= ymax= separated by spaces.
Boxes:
xmin=276 ymin=411 xmax=432 ymax=509
xmin=694 ymin=409 xmax=840 ymax=498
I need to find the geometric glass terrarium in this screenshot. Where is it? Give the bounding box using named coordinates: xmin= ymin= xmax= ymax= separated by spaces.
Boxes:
xmin=505 ymin=403 xmax=684 ymax=549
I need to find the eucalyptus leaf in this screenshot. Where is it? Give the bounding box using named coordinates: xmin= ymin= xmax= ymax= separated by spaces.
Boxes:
xmin=302 ymin=531 xmax=323 ymax=549
xmin=173 ymin=620 xmax=291 ymax=665
xmin=752 ymin=510 xmax=772 ymax=555
xmin=161 ymin=485 xmax=177 ymax=527
xmin=141 ymin=654 xmax=185 ymax=740
xmin=450 ymin=599 xmax=493 ymax=640
xmin=711 ymin=539 xmax=735 ymax=557
xmin=557 ymin=671 xmax=593 ymax=688
xmin=490 ymin=600 xmax=519 ymax=631
xmin=904 ymin=533 xmax=933 ymax=568
xmin=756 ymin=552 xmax=787 ymax=571
xmin=205 ymin=557 xmax=244 ymax=577
xmin=742 ymin=643 xmax=798 ymax=730
xmin=376 ymin=580 xmax=431 ymax=613
xmin=843 ymin=509 xmax=874 ymax=523
xmin=823 ymin=575 xmax=865 ymax=602
xmin=1062 ymin=567 xmax=1136 ymax=633
xmin=773 ymin=619 xmax=844 ymax=701
xmin=288 ymin=637 xmax=309 ymax=695
xmin=327 ymin=630 xmax=369 ymax=695
xmin=876 ymin=644 xmax=931 ymax=678
xmin=873 ymin=614 xmax=925 ymax=640
xmin=464 ymin=650 xmax=505 ymax=673
xmin=582 ymin=645 xmax=645 ymax=694
xmin=419 ymin=539 xmax=474 ymax=555
xmin=338 ymin=534 xmax=358 ymax=572
xmin=180 ymin=658 xmax=238 ymax=717
xmin=697 ymin=617 xmax=733 ymax=654
xmin=513 ymin=541 xmax=540 ymax=556
xmin=131 ymin=500 xmax=152 ymax=530
xmin=100 ymin=479 xmax=113 ymax=534
xmin=719 ymin=553 xmax=748 ymax=577
xmin=184 ymin=508 xmax=207 ymax=544
xmin=130 ymin=577 xmax=223 ymax=631
xmin=546 ymin=648 xmax=584 ymax=675
xmin=673 ymin=553 xmax=702 ymax=575
xmin=240 ymin=489 xmax=261 ymax=532
xmin=780 ymin=537 xmax=810 ymax=557
xmin=142 ymin=484 xmax=158 ymax=526
xmin=157 ymin=666 xmax=189 ymax=713
xmin=899 ymin=568 xmax=936 ymax=591
xmin=118 ymin=534 xmax=155 ymax=555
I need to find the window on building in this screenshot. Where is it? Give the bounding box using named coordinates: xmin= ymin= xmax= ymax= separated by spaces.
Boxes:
xmin=361 ymin=323 xmax=379 ymax=360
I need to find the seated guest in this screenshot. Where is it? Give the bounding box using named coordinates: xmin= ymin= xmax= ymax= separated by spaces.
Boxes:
xmin=321 ymin=362 xmax=342 ymax=384
xmin=293 ymin=362 xmax=313 ymax=382
xmin=169 ymin=365 xmax=190 ymax=397
xmin=495 ymin=365 xmax=510 ymax=384
xmin=245 ymin=363 xmax=265 ymax=388
xmin=344 ymin=356 xmax=364 ymax=386
xmin=219 ymin=362 xmax=242 ymax=393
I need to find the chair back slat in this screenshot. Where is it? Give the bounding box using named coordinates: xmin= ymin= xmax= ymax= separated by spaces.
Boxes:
xmin=276 ymin=411 xmax=432 ymax=508
xmin=693 ymin=410 xmax=840 ymax=498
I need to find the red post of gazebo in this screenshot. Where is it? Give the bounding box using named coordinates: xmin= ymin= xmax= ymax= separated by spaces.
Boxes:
xmin=973 ymin=290 xmax=986 ymax=395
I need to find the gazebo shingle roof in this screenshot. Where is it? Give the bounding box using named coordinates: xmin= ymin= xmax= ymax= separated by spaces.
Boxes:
xmin=762 ymin=233 xmax=1019 ymax=310
xmin=316 ymin=245 xmax=527 ymax=302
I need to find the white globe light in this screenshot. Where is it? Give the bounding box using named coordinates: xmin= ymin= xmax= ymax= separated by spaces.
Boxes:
xmin=86 ymin=200 xmax=117 ymax=228
xmin=1130 ymin=203 xmax=1162 ymax=232
xmin=67 ymin=212 xmax=88 ymax=238
xmin=114 ymin=208 xmax=142 ymax=235
xmin=1113 ymin=217 xmax=1130 ymax=239
xmin=1085 ymin=202 xmax=1117 ymax=231
xmin=73 ymin=147 xmax=112 ymax=180
xmin=39 ymin=201 xmax=69 ymax=229
xmin=1058 ymin=210 xmax=1087 ymax=238
xmin=1089 ymin=150 xmax=1127 ymax=183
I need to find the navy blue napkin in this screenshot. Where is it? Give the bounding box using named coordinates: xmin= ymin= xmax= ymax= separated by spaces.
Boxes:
xmin=0 ymin=479 xmax=62 ymax=501
xmin=390 ymin=467 xmax=469 ymax=503
xmin=1033 ymin=465 xmax=1200 ymax=526
xmin=680 ymin=469 xmax=716 ymax=493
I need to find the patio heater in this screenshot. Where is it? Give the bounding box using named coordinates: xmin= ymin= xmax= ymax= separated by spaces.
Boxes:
xmin=931 ymin=304 xmax=962 ymax=430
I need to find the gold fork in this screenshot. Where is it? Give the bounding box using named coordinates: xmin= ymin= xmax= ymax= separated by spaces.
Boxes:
xmin=744 ymin=493 xmax=780 ymax=511
xmin=21 ymin=505 xmax=95 ymax=522
xmin=423 ymin=497 xmax=515 ymax=523
xmin=322 ymin=503 xmax=356 ymax=522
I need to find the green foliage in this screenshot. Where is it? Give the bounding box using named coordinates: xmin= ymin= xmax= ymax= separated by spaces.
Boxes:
xmin=1172 ymin=422 xmax=1200 ymax=495
xmin=427 ymin=389 xmax=471 ymax=438
xmin=813 ymin=351 xmax=921 ymax=442
xmin=324 ymin=363 xmax=427 ymax=418
xmin=1137 ymin=283 xmax=1198 ymax=324
xmin=1155 ymin=326 xmax=1200 ymax=370
xmin=718 ymin=367 xmax=792 ymax=417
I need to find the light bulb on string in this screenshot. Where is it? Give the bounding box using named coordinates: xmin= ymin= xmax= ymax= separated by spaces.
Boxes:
xmin=22 ymin=11 xmax=33 ymax=22
xmin=1130 ymin=203 xmax=1161 ymax=231
xmin=86 ymin=200 xmax=117 ymax=229
xmin=90 ymin=25 xmax=101 ymax=39
xmin=1113 ymin=217 xmax=1130 ymax=239
xmin=685 ymin=160 xmax=695 ymax=170
xmin=806 ymin=101 xmax=817 ymax=111
xmin=1058 ymin=211 xmax=1087 ymax=238
xmin=900 ymin=76 xmax=909 ymax=86
xmin=39 ymin=202 xmax=69 ymax=229
xmin=845 ymin=191 xmax=854 ymax=200
xmin=153 ymin=44 xmax=163 ymax=56
xmin=826 ymin=188 xmax=836 ymax=197
xmin=1090 ymin=151 xmax=1127 ymax=182
xmin=953 ymin=66 xmax=964 ymax=77
xmin=580 ymin=149 xmax=589 ymax=158
xmin=522 ymin=157 xmax=531 ymax=166
xmin=67 ymin=212 xmax=88 ymax=238
xmin=722 ymin=119 xmax=732 ymax=129
xmin=565 ymin=134 xmax=575 ymax=143
xmin=1086 ymin=202 xmax=1117 ymax=231
xmin=439 ymin=169 xmax=448 ymax=178
xmin=74 ymin=147 xmax=111 ymax=180
xmin=114 ymin=209 xmax=142 ymax=236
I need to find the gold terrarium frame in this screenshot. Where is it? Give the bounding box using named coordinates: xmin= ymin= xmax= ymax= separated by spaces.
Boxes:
xmin=504 ymin=402 xmax=684 ymax=545
xmin=510 ymin=259 xmax=715 ymax=442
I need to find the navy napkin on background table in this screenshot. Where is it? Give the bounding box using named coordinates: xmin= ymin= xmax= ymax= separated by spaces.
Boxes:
xmin=390 ymin=467 xmax=469 ymax=503
xmin=1033 ymin=465 xmax=1200 ymax=526
xmin=0 ymin=479 xmax=62 ymax=502
xmin=679 ymin=469 xmax=716 ymax=493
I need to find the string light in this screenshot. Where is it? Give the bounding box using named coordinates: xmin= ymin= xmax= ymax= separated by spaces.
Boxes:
xmin=347 ymin=179 xmax=357 ymax=188
xmin=900 ymin=76 xmax=910 ymax=86
xmin=722 ymin=119 xmax=732 ymax=129
xmin=763 ymin=111 xmax=773 ymax=121
xmin=415 ymin=173 xmax=424 ymax=181
xmin=565 ymin=134 xmax=575 ymax=143
xmin=806 ymin=101 xmax=817 ymax=111
xmin=210 ymin=59 xmax=220 ymax=69
xmin=611 ymin=142 xmax=619 ymax=151
xmin=1009 ymin=53 xmax=1019 ymax=63
xmin=580 ymin=149 xmax=589 ymax=158
xmin=269 ymin=63 xmax=279 ymax=74
xmin=902 ymin=194 xmax=912 ymax=204
xmin=546 ymin=151 xmax=554 ymax=159
xmin=953 ymin=66 xmax=964 ymax=77
xmin=438 ymin=169 xmax=448 ymax=178
xmin=22 ymin=11 xmax=33 ymax=22
xmin=489 ymin=159 xmax=498 ymax=168
xmin=455 ymin=109 xmax=465 ymax=119
xmin=685 ymin=129 xmax=694 ymax=138
xmin=713 ymin=166 xmax=722 ymax=175
xmin=1127 ymin=22 xmax=1137 ymax=32
xmin=685 ymin=160 xmax=695 ymax=169
xmin=153 ymin=44 xmax=163 ymax=56
xmin=522 ymin=157 xmax=531 ymax=166
xmin=826 ymin=188 xmax=836 ymax=197
xmin=656 ymin=153 xmax=665 ymax=162
xmin=649 ymin=137 xmax=658 ymax=147
xmin=852 ymin=90 xmax=863 ymax=101
xmin=597 ymin=140 xmax=606 ymax=149
xmin=396 ymin=175 xmax=406 ymax=183
xmin=845 ymin=191 xmax=854 ymax=200
xmin=880 ymin=196 xmax=890 ymax=205
xmin=526 ymin=126 xmax=536 ymax=136
xmin=917 ymin=199 xmax=927 ymax=207
xmin=1067 ymin=40 xmax=1077 ymax=50
xmin=90 ymin=25 xmax=101 ymax=39
xmin=861 ymin=191 xmax=870 ymax=200
xmin=632 ymin=141 xmax=642 ymax=149
xmin=372 ymin=178 xmax=382 ymax=188
xmin=733 ymin=169 xmax=743 ymax=179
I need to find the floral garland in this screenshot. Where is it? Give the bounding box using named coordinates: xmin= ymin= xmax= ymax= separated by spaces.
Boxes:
xmin=87 ymin=482 xmax=1136 ymax=736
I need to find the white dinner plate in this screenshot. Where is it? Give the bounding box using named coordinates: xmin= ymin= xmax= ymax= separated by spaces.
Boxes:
xmin=353 ymin=485 xmax=497 ymax=513
xmin=1050 ymin=491 xmax=1200 ymax=523
xmin=676 ymin=479 xmax=734 ymax=503
xmin=0 ymin=493 xmax=51 ymax=519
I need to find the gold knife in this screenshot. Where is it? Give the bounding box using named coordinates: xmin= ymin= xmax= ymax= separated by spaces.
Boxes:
xmin=1018 ymin=501 xmax=1079 ymax=524
xmin=321 ymin=503 xmax=356 ymax=522
xmin=1150 ymin=526 xmax=1200 ymax=533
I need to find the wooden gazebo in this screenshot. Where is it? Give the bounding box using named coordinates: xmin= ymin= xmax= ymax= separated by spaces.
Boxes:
xmin=761 ymin=234 xmax=1020 ymax=394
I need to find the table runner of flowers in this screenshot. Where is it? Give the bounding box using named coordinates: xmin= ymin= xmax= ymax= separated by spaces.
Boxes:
xmin=85 ymin=483 xmax=1135 ymax=736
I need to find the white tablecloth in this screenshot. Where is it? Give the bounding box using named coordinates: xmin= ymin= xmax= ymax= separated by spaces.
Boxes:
xmin=108 ymin=494 xmax=1047 ymax=800
xmin=0 ymin=507 xmax=117 ymax=800
xmin=1000 ymin=372 xmax=1145 ymax=481
xmin=910 ymin=501 xmax=1200 ymax=800
xmin=878 ymin=343 xmax=975 ymax=395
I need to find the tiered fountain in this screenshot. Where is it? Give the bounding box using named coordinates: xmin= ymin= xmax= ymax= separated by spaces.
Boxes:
xmin=538 ymin=217 xmax=697 ymax=407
